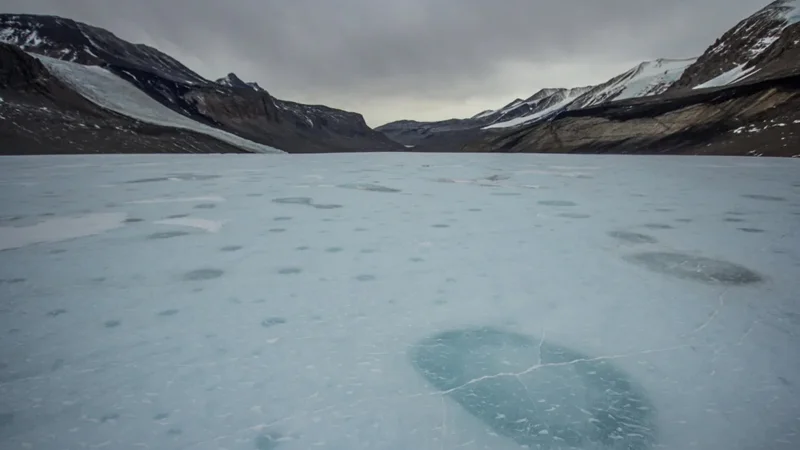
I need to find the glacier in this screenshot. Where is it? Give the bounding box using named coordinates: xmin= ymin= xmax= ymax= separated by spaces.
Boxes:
xmin=0 ymin=153 xmax=799 ymax=450
xmin=34 ymin=55 xmax=285 ymax=154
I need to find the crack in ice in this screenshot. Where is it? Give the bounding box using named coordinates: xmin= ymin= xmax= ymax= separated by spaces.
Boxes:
xmin=440 ymin=344 xmax=692 ymax=395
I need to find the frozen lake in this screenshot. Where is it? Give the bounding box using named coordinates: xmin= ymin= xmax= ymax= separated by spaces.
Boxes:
xmin=0 ymin=153 xmax=799 ymax=450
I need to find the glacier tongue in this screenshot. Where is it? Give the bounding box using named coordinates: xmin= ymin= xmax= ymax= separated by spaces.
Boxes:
xmin=34 ymin=54 xmax=285 ymax=154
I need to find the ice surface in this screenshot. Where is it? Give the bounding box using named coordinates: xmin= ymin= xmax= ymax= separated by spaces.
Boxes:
xmin=33 ymin=55 xmax=285 ymax=154
xmin=0 ymin=153 xmax=799 ymax=450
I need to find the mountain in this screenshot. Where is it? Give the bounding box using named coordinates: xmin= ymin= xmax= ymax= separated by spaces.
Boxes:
xmin=375 ymin=87 xmax=592 ymax=146
xmin=381 ymin=0 xmax=800 ymax=156
xmin=1 ymin=43 xmax=251 ymax=154
xmin=376 ymin=58 xmax=697 ymax=148
xmin=668 ymin=0 xmax=800 ymax=91
xmin=482 ymin=87 xmax=593 ymax=129
xmin=565 ymin=58 xmax=697 ymax=110
xmin=0 ymin=14 xmax=403 ymax=154
xmin=463 ymin=74 xmax=800 ymax=156
xmin=215 ymin=73 xmax=266 ymax=92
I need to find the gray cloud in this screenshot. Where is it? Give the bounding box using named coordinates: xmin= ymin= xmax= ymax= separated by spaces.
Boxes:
xmin=4 ymin=0 xmax=772 ymax=125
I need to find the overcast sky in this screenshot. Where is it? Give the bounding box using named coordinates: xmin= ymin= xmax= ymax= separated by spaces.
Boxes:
xmin=5 ymin=0 xmax=772 ymax=126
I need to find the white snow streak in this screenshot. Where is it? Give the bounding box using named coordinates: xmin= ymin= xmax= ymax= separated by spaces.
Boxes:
xmin=153 ymin=217 xmax=226 ymax=233
xmin=0 ymin=212 xmax=127 ymax=250
xmin=694 ymin=65 xmax=761 ymax=90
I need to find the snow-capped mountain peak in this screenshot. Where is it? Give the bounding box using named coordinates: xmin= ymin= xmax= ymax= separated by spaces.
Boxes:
xmin=670 ymin=0 xmax=800 ymax=91
xmin=215 ymin=72 xmax=266 ymax=93
xmin=0 ymin=14 xmax=208 ymax=85
xmin=482 ymin=87 xmax=592 ymax=129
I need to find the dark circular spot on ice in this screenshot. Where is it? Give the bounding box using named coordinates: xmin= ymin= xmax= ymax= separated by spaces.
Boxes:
xmin=183 ymin=268 xmax=224 ymax=281
xmin=538 ymin=200 xmax=577 ymax=207
xmin=261 ymin=317 xmax=287 ymax=328
xmin=738 ymin=228 xmax=765 ymax=233
xmin=148 ymin=231 xmax=190 ymax=239
xmin=624 ymin=252 xmax=763 ymax=285
xmin=337 ymin=183 xmax=401 ymax=193
xmin=642 ymin=223 xmax=673 ymax=230
xmin=608 ymin=231 xmax=658 ymax=244
xmin=410 ymin=327 xmax=655 ymax=450
xmin=742 ymin=194 xmax=786 ymax=202
xmin=273 ymin=197 xmax=312 ymax=205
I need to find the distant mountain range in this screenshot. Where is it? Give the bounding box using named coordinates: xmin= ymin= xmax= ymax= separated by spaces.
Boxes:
xmin=1 ymin=0 xmax=799 ymax=156
xmin=0 ymin=14 xmax=401 ymax=154
xmin=378 ymin=0 xmax=800 ymax=157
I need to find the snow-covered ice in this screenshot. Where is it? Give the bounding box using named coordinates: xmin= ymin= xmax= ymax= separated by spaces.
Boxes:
xmin=0 ymin=153 xmax=799 ymax=450
xmin=33 ymin=55 xmax=285 ymax=154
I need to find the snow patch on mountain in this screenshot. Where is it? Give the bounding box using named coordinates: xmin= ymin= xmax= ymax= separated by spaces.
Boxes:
xmin=483 ymin=94 xmax=579 ymax=129
xmin=694 ymin=65 xmax=761 ymax=89
xmin=34 ymin=54 xmax=284 ymax=154
xmin=569 ymin=58 xmax=697 ymax=110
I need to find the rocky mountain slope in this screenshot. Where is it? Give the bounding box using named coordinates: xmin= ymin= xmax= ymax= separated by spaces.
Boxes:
xmin=377 ymin=58 xmax=699 ymax=148
xmin=668 ymin=0 xmax=799 ymax=91
xmin=381 ymin=0 xmax=800 ymax=156
xmin=215 ymin=73 xmax=266 ymax=93
xmin=463 ymin=73 xmax=800 ymax=157
xmin=0 ymin=43 xmax=249 ymax=154
xmin=376 ymin=87 xmax=592 ymax=146
xmin=0 ymin=14 xmax=402 ymax=153
xmin=564 ymin=58 xmax=697 ymax=110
